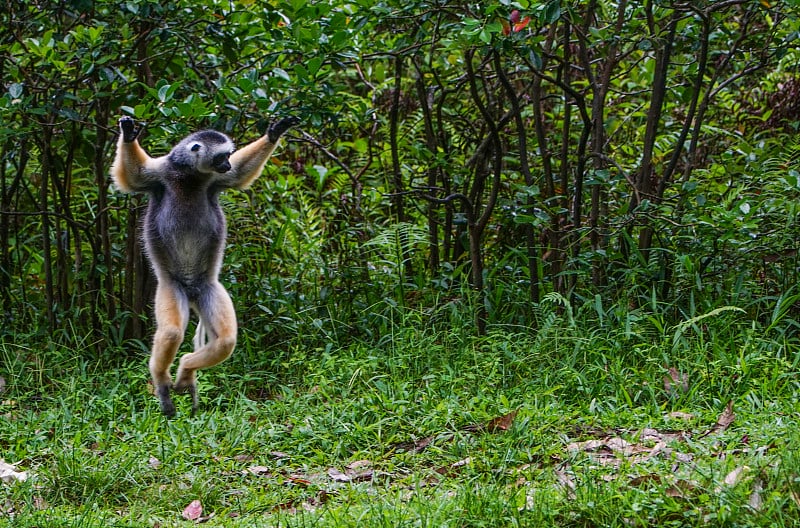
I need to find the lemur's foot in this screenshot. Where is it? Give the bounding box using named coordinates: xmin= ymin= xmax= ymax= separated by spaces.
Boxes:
xmin=173 ymin=380 xmax=199 ymax=417
xmin=156 ymin=383 xmax=176 ymax=418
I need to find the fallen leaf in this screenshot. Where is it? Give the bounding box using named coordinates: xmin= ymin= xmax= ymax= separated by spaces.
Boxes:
xmin=749 ymin=478 xmax=763 ymax=511
xmin=287 ymin=475 xmax=313 ymax=486
xmin=486 ymin=410 xmax=518 ymax=432
xmin=0 ymin=376 xmax=5 ymax=393
xmin=554 ymin=465 xmax=576 ymax=500
xmin=723 ymin=465 xmax=749 ymax=486
xmin=790 ymin=488 xmax=800 ymax=507
xmin=605 ymin=437 xmax=633 ymax=453
xmin=347 ymin=460 xmax=372 ymax=470
xmin=663 ymin=367 xmax=689 ymax=394
xmin=271 ymin=499 xmax=298 ymax=513
xmin=629 ymin=474 xmax=662 ymax=487
xmin=393 ymin=435 xmax=435 ymax=454
xmin=247 ymin=465 xmax=272 ymax=476
xmin=182 ymin=499 xmax=202 ymax=521
xmin=666 ymin=479 xmax=699 ymax=498
xmin=327 ymin=467 xmax=350 ymax=482
xmin=566 ymin=438 xmax=606 ymax=452
xmin=665 ymin=411 xmax=695 ymax=421
xmin=435 ymin=457 xmax=472 ymax=476
xmin=701 ymin=401 xmax=735 ymax=437
xmin=233 ymin=454 xmax=254 ymax=463
xmin=0 ymin=460 xmax=27 ymax=483
xmin=451 ymin=457 xmax=472 ymax=469
xmin=149 ymin=456 xmax=162 ymax=470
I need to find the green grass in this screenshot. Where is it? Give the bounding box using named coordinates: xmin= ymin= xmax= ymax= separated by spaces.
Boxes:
xmin=1 ymin=307 xmax=799 ymax=527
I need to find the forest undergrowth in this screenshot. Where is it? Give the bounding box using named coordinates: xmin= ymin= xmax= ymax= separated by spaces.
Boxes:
xmin=2 ymin=299 xmax=799 ymax=527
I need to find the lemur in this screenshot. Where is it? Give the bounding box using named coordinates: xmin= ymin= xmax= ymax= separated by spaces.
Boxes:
xmin=110 ymin=115 xmax=299 ymax=417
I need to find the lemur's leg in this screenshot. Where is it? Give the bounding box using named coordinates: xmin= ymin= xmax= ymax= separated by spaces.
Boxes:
xmin=150 ymin=281 xmax=190 ymax=418
xmin=173 ymin=281 xmax=237 ymax=416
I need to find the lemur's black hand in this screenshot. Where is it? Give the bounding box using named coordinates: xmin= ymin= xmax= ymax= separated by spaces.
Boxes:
xmin=119 ymin=116 xmax=140 ymax=143
xmin=267 ymin=116 xmax=301 ymax=143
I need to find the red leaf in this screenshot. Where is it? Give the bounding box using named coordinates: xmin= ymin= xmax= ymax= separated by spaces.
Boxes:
xmin=287 ymin=475 xmax=312 ymax=487
xmin=182 ymin=499 xmax=203 ymax=521
xmin=513 ymin=16 xmax=531 ymax=32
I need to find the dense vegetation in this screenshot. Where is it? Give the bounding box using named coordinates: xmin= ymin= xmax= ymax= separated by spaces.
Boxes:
xmin=2 ymin=0 xmax=800 ymax=525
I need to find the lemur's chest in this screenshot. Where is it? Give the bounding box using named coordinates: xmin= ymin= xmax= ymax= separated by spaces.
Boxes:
xmin=144 ymin=182 xmax=226 ymax=271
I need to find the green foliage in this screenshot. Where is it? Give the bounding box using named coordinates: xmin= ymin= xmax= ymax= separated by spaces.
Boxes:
xmin=3 ymin=0 xmax=800 ymax=524
xmin=3 ymin=299 xmax=800 ymax=526
xmin=1 ymin=0 xmax=800 ymax=342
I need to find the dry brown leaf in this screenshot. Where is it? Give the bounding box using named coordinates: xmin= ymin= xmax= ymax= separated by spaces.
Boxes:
xmin=233 ymin=454 xmax=254 ymax=463
xmin=486 ymin=410 xmax=519 ymax=432
xmin=435 ymin=457 xmax=472 ymax=476
xmin=347 ymin=460 xmax=372 ymax=470
xmin=723 ymin=465 xmax=750 ymax=487
xmin=629 ymin=474 xmax=662 ymax=487
xmin=287 ymin=475 xmax=313 ymax=486
xmin=701 ymin=400 xmax=735 ymax=437
xmin=0 ymin=376 xmax=5 ymax=393
xmin=149 ymin=456 xmax=162 ymax=470
xmin=749 ymin=478 xmax=763 ymax=511
xmin=666 ymin=479 xmax=699 ymax=498
xmin=182 ymin=499 xmax=202 ymax=521
xmin=554 ymin=466 xmax=577 ymax=500
xmin=327 ymin=467 xmax=350 ymax=482
xmin=790 ymin=488 xmax=800 ymax=507
xmin=393 ymin=435 xmax=435 ymax=454
xmin=566 ymin=438 xmax=606 ymax=452
xmin=665 ymin=411 xmax=695 ymax=421
xmin=565 ymin=429 xmax=694 ymax=469
xmin=326 ymin=462 xmax=375 ymax=484
xmin=0 ymin=459 xmax=27 ymax=483
xmin=715 ymin=400 xmax=736 ymax=431
xmin=247 ymin=465 xmax=272 ymax=476
xmin=271 ymin=499 xmax=298 ymax=513
xmin=663 ymin=367 xmax=689 ymax=394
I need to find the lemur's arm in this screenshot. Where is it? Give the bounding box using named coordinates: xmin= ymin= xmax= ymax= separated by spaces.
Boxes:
xmin=110 ymin=116 xmax=168 ymax=193
xmin=215 ymin=116 xmax=300 ymax=190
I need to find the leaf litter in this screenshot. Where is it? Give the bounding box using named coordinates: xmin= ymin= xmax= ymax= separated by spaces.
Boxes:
xmin=233 ymin=403 xmax=770 ymax=517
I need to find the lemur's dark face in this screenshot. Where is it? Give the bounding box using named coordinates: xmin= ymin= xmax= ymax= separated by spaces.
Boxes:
xmin=212 ymin=151 xmax=232 ymax=173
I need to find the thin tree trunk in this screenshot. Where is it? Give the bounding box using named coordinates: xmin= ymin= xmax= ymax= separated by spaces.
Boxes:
xmin=494 ymin=53 xmax=539 ymax=304
xmin=636 ymin=13 xmax=678 ymax=255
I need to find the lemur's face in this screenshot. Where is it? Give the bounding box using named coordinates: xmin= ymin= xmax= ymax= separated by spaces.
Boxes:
xmin=211 ymin=151 xmax=232 ymax=173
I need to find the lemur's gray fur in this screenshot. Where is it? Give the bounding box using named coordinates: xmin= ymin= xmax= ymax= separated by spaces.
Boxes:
xmin=111 ymin=115 xmax=299 ymax=417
